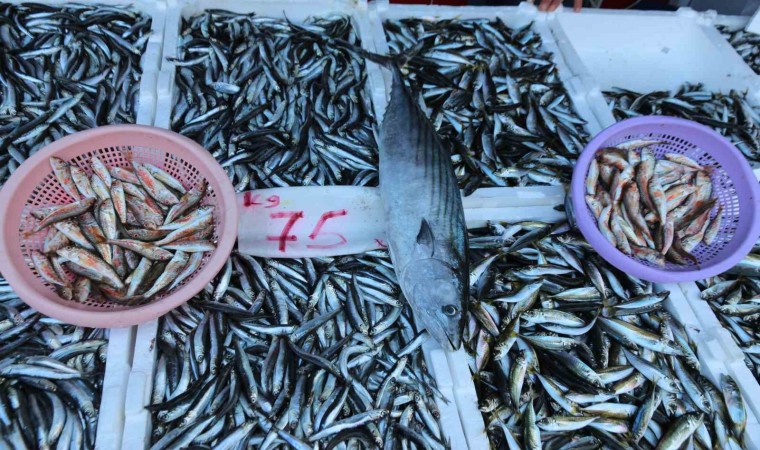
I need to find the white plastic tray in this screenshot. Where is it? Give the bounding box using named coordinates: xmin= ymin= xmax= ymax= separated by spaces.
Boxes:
xmin=368 ymin=0 xmax=605 ymax=136
xmin=368 ymin=4 xmax=606 ymax=446
xmin=0 ymin=1 xmax=166 ymax=450
xmin=122 ymin=2 xmax=479 ymax=449
xmin=548 ymin=7 xmax=760 ymax=106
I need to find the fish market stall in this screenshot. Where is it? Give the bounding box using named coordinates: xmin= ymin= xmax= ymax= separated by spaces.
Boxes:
xmin=1 ymin=1 xmax=760 ymax=450
xmin=0 ymin=1 xmax=163 ymax=449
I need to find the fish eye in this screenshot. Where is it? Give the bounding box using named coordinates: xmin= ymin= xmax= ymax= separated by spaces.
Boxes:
xmin=442 ymin=305 xmax=458 ymax=316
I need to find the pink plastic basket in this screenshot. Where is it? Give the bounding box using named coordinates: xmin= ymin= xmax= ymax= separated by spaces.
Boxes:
xmin=0 ymin=125 xmax=238 ymax=327
xmin=571 ymin=116 xmax=760 ymax=283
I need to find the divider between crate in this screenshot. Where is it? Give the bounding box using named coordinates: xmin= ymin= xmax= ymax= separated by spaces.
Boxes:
xmin=95 ymin=327 xmax=137 ymax=450
xmin=420 ymin=341 xmax=472 ymax=450
xmin=121 ymin=319 xmax=160 ymax=450
xmin=669 ymin=281 xmax=760 ymax=450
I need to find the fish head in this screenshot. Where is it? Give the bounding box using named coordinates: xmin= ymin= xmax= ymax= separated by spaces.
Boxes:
xmin=403 ymin=257 xmax=466 ymax=352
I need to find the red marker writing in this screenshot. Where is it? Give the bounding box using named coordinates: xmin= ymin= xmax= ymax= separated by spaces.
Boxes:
xmin=267 ymin=211 xmax=304 ymax=252
xmin=265 ymin=195 xmax=280 ymax=208
xmin=243 ymin=192 xmax=262 ymax=207
xmin=307 ymin=209 xmax=348 ymax=249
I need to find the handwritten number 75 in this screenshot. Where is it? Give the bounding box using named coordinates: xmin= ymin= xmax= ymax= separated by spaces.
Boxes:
xmin=266 ymin=209 xmax=348 ymax=252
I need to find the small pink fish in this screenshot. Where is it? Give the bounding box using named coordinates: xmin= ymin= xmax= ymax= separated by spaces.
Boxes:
xmin=109 ymin=239 xmax=174 ymax=261
xmin=90 ymin=156 xmax=112 ymax=188
xmin=110 ymin=180 xmax=127 ymax=223
xmin=43 ymin=229 xmax=70 ymax=254
xmin=56 ymin=247 xmax=124 ymax=290
xmin=70 ymin=165 xmax=96 ymax=199
xmin=133 ymin=162 xmax=179 ymax=206
xmin=31 ymin=251 xmax=67 ymax=287
xmin=34 ymin=197 xmax=95 ymax=232
xmin=109 ymin=166 xmax=140 ymax=184
xmin=49 ymin=157 xmax=80 ymax=200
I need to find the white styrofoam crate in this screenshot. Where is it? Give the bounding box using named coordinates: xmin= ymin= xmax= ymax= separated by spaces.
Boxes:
xmin=0 ymin=1 xmax=166 ymax=449
xmin=546 ymin=8 xmax=760 ymax=131
xmin=546 ymin=9 xmax=760 ymax=213
xmin=123 ymin=2 xmax=475 ymax=449
xmin=548 ymin=7 xmax=760 ymax=100
xmin=368 ymin=0 xmax=605 ymax=136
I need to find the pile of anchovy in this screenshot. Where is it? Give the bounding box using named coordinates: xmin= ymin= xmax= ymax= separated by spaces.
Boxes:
xmin=605 ymin=83 xmax=760 ymax=165
xmin=698 ymin=244 xmax=760 ymax=383
xmin=170 ymin=13 xmax=379 ymax=190
xmin=717 ymin=25 xmax=760 ymax=74
xmin=149 ymin=252 xmax=446 ymax=450
xmin=0 ymin=3 xmax=152 ymax=447
xmin=383 ymin=19 xmax=589 ymax=194
xmin=155 ymin=12 xmax=444 ymax=449
xmin=0 ymin=277 xmax=107 ymax=449
xmin=0 ymin=2 xmax=153 ymax=186
xmin=465 ymin=221 xmax=749 ymax=449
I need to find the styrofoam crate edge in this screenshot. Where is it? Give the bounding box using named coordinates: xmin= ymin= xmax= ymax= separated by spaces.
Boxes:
xmin=529 ymin=21 xmax=604 ymax=136
xmin=544 ymin=20 xmax=617 ymax=129
xmin=672 ymin=280 xmax=760 ymax=449
xmin=95 ymin=327 xmax=136 ymax=450
xmin=748 ymin=7 xmax=760 ymax=35
xmin=443 ymin=348 xmax=490 ymax=450
xmin=692 ymin=336 xmax=760 ymax=449
xmin=675 ymin=281 xmax=724 ymax=331
xmin=725 ymin=358 xmax=760 ymax=449
xmin=547 ymin=6 xmax=759 ymax=102
xmin=657 ymin=282 xmax=701 ymax=331
xmin=708 ymin=14 xmax=750 ymax=28
xmin=421 ymin=341 xmax=470 ymax=450
xmin=699 ymin=23 xmax=760 ymax=90
xmin=121 ymin=319 xmax=160 ymax=450
xmin=546 ymin=4 xmax=700 ymax=20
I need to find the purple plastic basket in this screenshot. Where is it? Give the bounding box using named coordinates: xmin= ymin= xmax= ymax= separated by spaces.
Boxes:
xmin=571 ymin=116 xmax=760 ymax=283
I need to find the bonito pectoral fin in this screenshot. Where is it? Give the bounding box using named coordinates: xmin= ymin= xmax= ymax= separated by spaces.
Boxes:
xmin=413 ymin=219 xmax=436 ymax=259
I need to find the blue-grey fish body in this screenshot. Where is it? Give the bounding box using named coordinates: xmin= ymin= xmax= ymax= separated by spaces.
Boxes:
xmin=379 ymin=67 xmax=468 ymax=351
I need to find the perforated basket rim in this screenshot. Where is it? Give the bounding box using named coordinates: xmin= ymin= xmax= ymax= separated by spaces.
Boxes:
xmin=570 ymin=116 xmax=760 ymax=283
xmin=0 ymin=125 xmax=238 ymax=328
